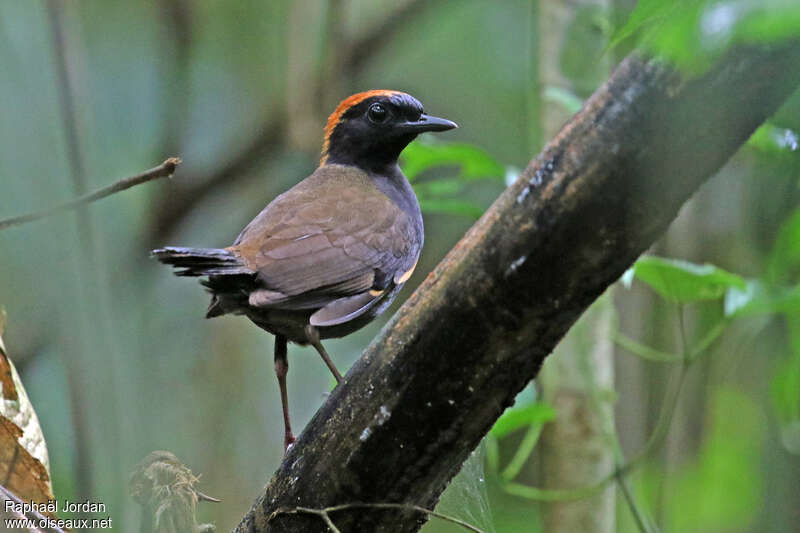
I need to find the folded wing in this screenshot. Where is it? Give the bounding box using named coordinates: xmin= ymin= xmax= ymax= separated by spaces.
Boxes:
xmin=230 ymin=170 xmax=419 ymax=318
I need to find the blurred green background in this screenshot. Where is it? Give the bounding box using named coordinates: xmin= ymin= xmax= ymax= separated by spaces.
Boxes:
xmin=0 ymin=1 xmax=799 ymax=532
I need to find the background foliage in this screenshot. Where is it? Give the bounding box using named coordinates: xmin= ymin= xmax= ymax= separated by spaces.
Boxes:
xmin=0 ymin=1 xmax=798 ymax=531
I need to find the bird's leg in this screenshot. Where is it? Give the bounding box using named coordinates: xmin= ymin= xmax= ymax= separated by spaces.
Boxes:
xmin=273 ymin=335 xmax=295 ymax=449
xmin=305 ymin=324 xmax=343 ymax=384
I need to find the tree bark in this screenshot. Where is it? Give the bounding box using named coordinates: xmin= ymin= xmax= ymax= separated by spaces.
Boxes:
xmin=234 ymin=43 xmax=800 ymax=533
xmin=536 ymin=1 xmax=616 ymax=531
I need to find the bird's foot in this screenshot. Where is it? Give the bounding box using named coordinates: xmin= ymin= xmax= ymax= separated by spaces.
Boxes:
xmin=284 ymin=432 xmax=296 ymax=451
xmin=305 ymin=325 xmax=343 ymax=384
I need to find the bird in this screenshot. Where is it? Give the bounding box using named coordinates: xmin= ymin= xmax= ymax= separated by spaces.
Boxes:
xmin=152 ymin=90 xmax=457 ymax=449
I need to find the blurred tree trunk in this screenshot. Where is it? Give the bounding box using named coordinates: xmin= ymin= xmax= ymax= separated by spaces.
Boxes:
xmin=286 ymin=0 xmax=329 ymax=152
xmin=539 ymin=298 xmax=616 ymax=532
xmin=537 ymin=1 xmax=615 ymax=532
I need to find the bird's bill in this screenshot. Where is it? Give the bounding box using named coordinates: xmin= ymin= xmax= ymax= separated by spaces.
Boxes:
xmin=402 ymin=113 xmax=458 ymax=133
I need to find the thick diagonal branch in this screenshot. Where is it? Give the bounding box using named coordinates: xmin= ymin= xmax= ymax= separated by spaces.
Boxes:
xmin=235 ymin=43 xmax=800 ymax=533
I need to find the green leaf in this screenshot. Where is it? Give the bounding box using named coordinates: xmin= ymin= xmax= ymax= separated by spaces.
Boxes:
xmin=647 ymin=1 xmax=709 ymax=73
xmin=766 ymin=208 xmax=800 ymax=285
xmin=412 ymin=178 xmax=466 ymax=199
xmin=610 ymin=0 xmax=800 ymax=74
xmin=771 ymin=312 xmax=800 ymax=453
xmin=418 ymin=198 xmax=485 ymax=219
xmin=490 ymin=402 xmax=556 ymax=440
xmin=401 ymin=139 xmax=504 ymax=182
xmin=608 ymin=0 xmax=680 ymax=49
xmin=631 ymin=256 xmax=747 ymax=302
xmin=771 ymin=351 xmax=800 ymax=424
xmin=733 ymin=0 xmax=800 ymax=44
xmin=747 ymin=123 xmax=800 ymax=154
xmin=664 ymin=388 xmax=765 ymax=531
xmin=724 ymin=280 xmax=800 ymax=317
xmin=401 ymin=140 xmax=503 ymax=219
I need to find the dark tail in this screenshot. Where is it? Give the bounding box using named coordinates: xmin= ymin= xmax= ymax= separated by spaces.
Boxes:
xmin=151 ymin=246 xmax=252 ymax=277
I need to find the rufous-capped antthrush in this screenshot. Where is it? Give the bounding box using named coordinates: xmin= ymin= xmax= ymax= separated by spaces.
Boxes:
xmin=153 ymin=90 xmax=457 ymax=448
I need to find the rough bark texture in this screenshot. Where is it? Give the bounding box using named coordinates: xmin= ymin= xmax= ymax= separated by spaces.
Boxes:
xmin=537 ymin=1 xmax=616 ymax=531
xmin=234 ymin=43 xmax=800 ymax=533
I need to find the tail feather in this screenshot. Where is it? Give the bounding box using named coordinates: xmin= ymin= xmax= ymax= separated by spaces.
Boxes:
xmin=151 ymin=246 xmax=252 ymax=277
xmin=152 ymin=246 xmax=257 ymax=319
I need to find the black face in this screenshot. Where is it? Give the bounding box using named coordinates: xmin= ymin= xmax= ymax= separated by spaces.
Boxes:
xmin=325 ymin=93 xmax=457 ymax=171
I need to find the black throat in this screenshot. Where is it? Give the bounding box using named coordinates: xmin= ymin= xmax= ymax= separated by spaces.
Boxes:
xmin=324 ymin=133 xmax=416 ymax=174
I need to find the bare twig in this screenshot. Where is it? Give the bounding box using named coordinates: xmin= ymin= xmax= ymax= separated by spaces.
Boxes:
xmin=269 ymin=502 xmax=487 ymax=533
xmin=286 ymin=508 xmax=341 ymax=533
xmin=0 ymin=158 xmax=181 ymax=231
xmin=0 ymin=483 xmax=66 ymax=533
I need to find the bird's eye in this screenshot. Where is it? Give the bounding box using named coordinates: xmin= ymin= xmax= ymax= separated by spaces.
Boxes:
xmin=367 ymin=103 xmax=388 ymax=124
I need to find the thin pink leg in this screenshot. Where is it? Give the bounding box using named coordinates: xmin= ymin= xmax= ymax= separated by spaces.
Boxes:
xmin=274 ymin=335 xmax=295 ymax=449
